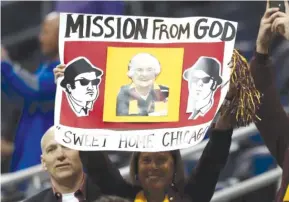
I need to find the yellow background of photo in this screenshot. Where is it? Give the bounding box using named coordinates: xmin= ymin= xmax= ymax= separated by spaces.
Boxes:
xmin=103 ymin=47 xmax=184 ymax=122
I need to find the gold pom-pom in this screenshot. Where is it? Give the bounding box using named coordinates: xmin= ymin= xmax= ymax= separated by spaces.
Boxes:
xmin=224 ymin=49 xmax=262 ymax=127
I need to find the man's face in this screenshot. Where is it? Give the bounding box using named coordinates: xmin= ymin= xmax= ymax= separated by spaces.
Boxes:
xmin=131 ymin=64 xmax=156 ymax=88
xmin=39 ymin=16 xmax=59 ymax=57
xmin=41 ymin=134 xmax=83 ymax=181
xmin=189 ymin=70 xmax=214 ymax=100
xmin=67 ymin=72 xmax=98 ymax=102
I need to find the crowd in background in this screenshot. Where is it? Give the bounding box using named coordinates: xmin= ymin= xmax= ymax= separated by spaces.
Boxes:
xmin=1 ymin=1 xmax=289 ymax=202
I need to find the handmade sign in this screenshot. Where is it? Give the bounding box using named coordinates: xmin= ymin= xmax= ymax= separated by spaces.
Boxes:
xmin=55 ymin=13 xmax=238 ymax=151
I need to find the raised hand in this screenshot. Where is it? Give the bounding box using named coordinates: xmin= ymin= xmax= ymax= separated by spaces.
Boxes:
xmin=272 ymin=0 xmax=289 ymax=40
xmin=256 ymin=0 xmax=282 ymax=54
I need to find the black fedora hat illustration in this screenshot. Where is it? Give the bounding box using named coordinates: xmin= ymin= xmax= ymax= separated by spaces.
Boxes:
xmin=60 ymin=57 xmax=103 ymax=88
xmin=183 ymin=56 xmax=222 ymax=85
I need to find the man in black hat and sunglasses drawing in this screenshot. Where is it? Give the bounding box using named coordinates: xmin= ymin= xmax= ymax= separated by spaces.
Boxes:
xmin=60 ymin=57 xmax=103 ymax=117
xmin=183 ymin=56 xmax=223 ymax=120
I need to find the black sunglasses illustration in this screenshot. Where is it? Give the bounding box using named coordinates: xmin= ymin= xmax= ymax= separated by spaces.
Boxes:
xmin=191 ymin=76 xmax=212 ymax=84
xmin=75 ymin=78 xmax=99 ymax=86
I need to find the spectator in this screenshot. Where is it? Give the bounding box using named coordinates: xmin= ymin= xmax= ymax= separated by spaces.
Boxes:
xmin=25 ymin=126 xmax=102 ymax=202
xmin=93 ymin=196 xmax=132 ymax=202
xmin=250 ymin=0 xmax=289 ymax=201
xmin=1 ymin=90 xmax=17 ymax=173
xmin=53 ymin=48 xmax=252 ymax=202
xmin=1 ymin=45 xmax=20 ymax=173
xmin=76 ymin=84 xmax=238 ymax=202
xmin=1 ymin=12 xmax=60 ymax=172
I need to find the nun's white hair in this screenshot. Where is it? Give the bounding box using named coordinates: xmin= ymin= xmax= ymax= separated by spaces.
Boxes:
xmin=127 ymin=53 xmax=161 ymax=77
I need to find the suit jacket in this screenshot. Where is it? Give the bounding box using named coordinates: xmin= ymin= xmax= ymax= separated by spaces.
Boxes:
xmin=116 ymin=83 xmax=169 ymax=116
xmin=24 ymin=177 xmax=102 ymax=202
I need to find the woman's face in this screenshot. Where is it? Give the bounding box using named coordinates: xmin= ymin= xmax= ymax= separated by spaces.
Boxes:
xmin=137 ymin=152 xmax=174 ymax=191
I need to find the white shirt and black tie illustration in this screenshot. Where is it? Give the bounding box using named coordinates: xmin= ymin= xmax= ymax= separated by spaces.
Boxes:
xmin=183 ymin=56 xmax=223 ymax=120
xmin=60 ymin=57 xmax=103 ymax=117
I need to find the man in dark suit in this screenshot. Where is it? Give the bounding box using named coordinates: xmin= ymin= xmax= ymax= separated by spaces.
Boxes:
xmin=116 ymin=53 xmax=169 ymax=117
xmin=60 ymin=57 xmax=103 ymax=117
xmin=25 ymin=126 xmax=102 ymax=202
xmin=183 ymin=56 xmax=223 ymax=120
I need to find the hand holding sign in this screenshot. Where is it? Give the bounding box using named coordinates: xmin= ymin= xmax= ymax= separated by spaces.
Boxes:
xmin=225 ymin=61 xmax=237 ymax=100
xmin=53 ymin=64 xmax=65 ymax=83
xmin=217 ymin=64 xmax=238 ymax=129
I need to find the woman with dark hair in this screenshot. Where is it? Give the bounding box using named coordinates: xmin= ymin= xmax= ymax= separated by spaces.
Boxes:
xmin=53 ymin=48 xmax=260 ymax=201
xmin=78 ymin=105 xmax=234 ymax=202
xmin=129 ymin=150 xmax=186 ymax=201
xmin=54 ymin=66 xmax=234 ymax=202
